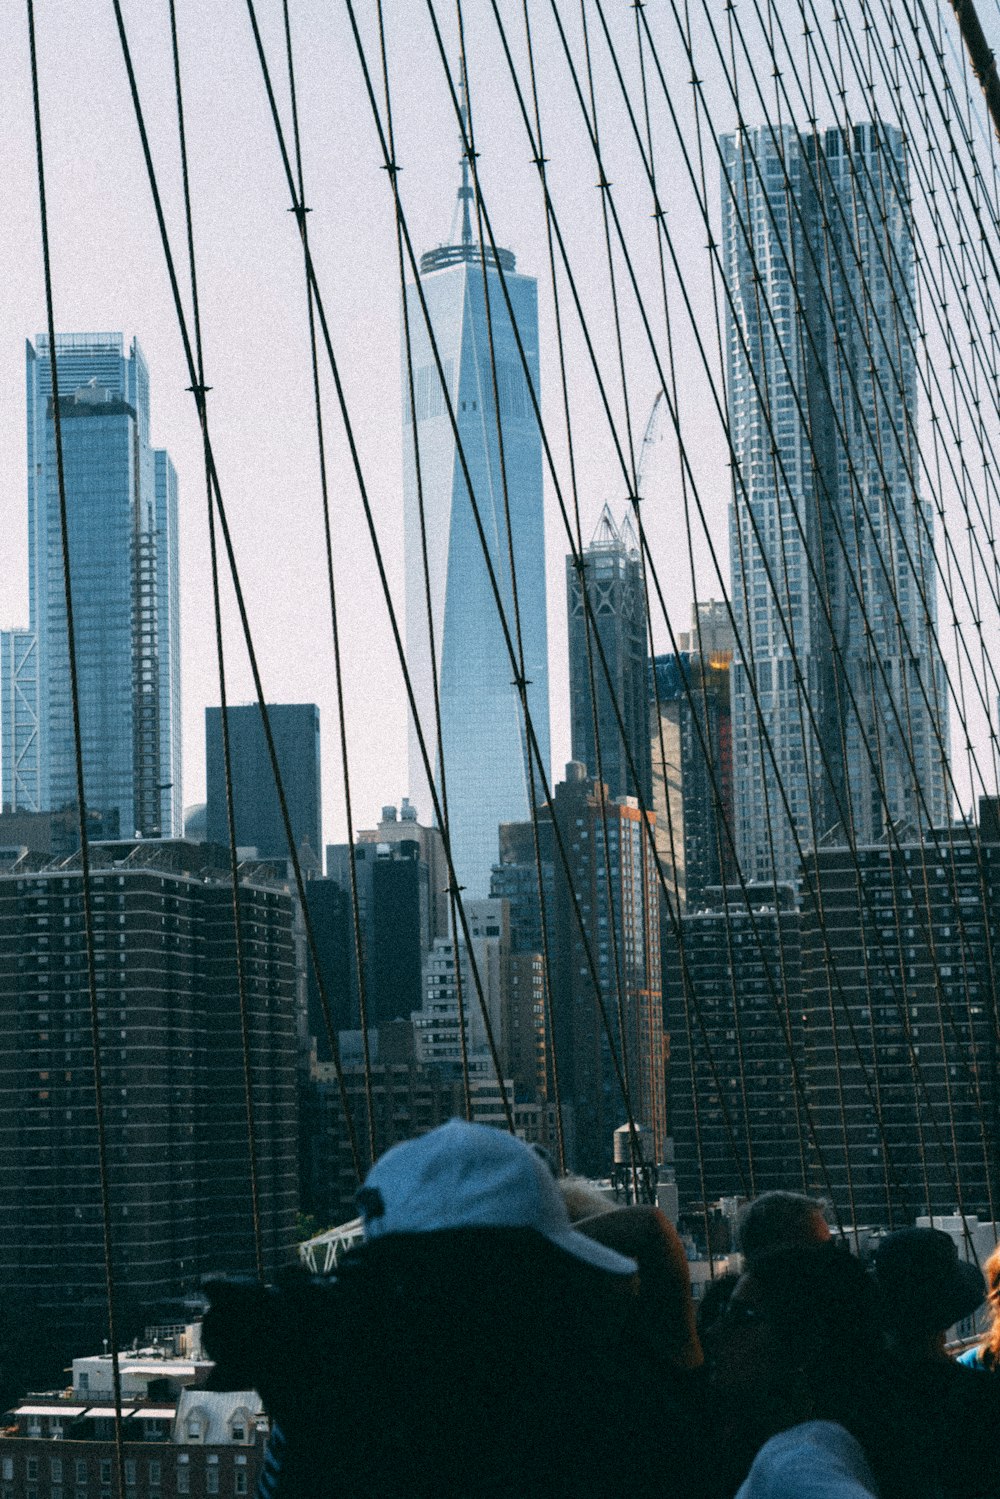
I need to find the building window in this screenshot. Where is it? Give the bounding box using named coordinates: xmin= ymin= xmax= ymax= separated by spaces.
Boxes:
xmin=75 ymin=1463 xmax=87 ymax=1485
xmin=26 ymin=1461 xmax=38 ymax=1481
xmin=206 ymin=1470 xmax=219 ymax=1496
xmin=124 ymin=1463 xmax=136 ymax=1488
xmin=234 ymin=1474 xmax=247 ymax=1496
xmin=176 ymin=1469 xmax=189 ymax=1495
xmin=1 ymin=1461 xmax=12 ymax=1482
xmin=148 ymin=1462 xmax=161 ymax=1489
xmin=99 ymin=1463 xmax=111 ymax=1486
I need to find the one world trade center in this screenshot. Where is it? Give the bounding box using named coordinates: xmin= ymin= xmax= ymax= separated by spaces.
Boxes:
xmin=402 ymin=135 xmax=550 ymax=898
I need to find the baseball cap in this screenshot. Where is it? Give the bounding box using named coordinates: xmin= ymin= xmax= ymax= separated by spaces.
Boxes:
xmin=357 ymin=1118 xmax=638 ymax=1277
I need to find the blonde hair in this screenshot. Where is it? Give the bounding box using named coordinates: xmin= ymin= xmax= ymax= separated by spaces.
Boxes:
xmin=980 ymin=1244 xmax=1000 ymax=1365
xmin=558 ymin=1175 xmax=616 ymax=1224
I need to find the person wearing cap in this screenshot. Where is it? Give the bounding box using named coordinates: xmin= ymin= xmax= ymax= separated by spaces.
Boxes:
xmin=206 ymin=1119 xmax=707 ymax=1499
xmin=871 ymin=1226 xmax=986 ymax=1361
xmin=869 ymin=1228 xmax=1000 ymax=1496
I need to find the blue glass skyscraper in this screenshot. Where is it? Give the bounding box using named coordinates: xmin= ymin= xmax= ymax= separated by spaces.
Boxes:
xmin=403 ymin=159 xmax=550 ymax=897
xmin=1 ymin=334 xmax=181 ymax=837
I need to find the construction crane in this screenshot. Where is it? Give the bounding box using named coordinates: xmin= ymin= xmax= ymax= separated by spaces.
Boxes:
xmin=635 ymin=390 xmax=666 ymax=501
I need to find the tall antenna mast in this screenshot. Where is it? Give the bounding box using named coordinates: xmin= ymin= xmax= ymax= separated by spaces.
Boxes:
xmin=458 ymin=56 xmax=473 ymax=248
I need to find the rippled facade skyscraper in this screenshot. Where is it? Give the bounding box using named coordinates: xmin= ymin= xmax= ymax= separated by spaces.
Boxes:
xmin=1 ymin=334 xmax=181 ymax=837
xmin=722 ymin=124 xmax=948 ymax=884
xmin=402 ymin=177 xmax=550 ymax=897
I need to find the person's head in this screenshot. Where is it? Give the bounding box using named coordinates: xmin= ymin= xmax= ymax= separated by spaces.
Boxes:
xmin=357 ymin=1118 xmax=637 ymax=1276
xmin=707 ymin=1242 xmax=881 ymax=1436
xmin=576 ymin=1206 xmax=703 ymax=1371
xmin=871 ymin=1227 xmax=986 ymax=1355
xmin=736 ymin=1190 xmax=831 ymax=1264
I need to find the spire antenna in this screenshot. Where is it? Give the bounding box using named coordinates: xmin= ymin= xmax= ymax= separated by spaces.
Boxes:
xmin=458 ymin=57 xmax=473 ymax=249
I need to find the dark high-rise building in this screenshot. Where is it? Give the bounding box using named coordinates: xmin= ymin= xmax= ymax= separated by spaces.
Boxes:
xmin=302 ymin=877 xmax=356 ymax=1056
xmin=206 ymin=704 xmax=321 ymax=865
xmin=548 ymin=764 xmax=665 ymax=1175
xmin=0 ymin=840 xmax=298 ymax=1354
xmin=356 ymin=800 xmax=448 ymax=948
xmin=567 ymin=508 xmax=652 ymax=807
xmin=491 ymin=819 xmax=554 ymax=958
xmin=662 ymin=885 xmax=804 ymax=1216
xmin=304 ymin=1058 xmax=467 ymax=1228
xmin=325 ymin=801 xmax=446 ymax=1035
xmin=493 ymin=777 xmax=666 ymax=1171
xmin=650 ymin=649 xmax=736 ymax=914
xmin=800 ymin=815 xmax=1000 ymax=1227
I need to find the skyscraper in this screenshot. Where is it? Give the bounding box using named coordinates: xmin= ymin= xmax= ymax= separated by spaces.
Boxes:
xmin=650 ymin=646 xmax=736 ymax=914
xmin=0 ymin=839 xmax=297 ymax=1353
xmin=403 ymin=146 xmax=550 ymax=898
xmin=567 ymin=507 xmax=652 ymax=808
xmin=723 ymin=125 xmax=948 ymax=884
xmin=205 ymin=703 xmax=321 ymax=865
xmin=1 ymin=335 xmax=181 ymax=838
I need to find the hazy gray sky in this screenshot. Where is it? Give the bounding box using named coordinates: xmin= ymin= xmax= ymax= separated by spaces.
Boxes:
xmin=1 ymin=0 xmax=996 ymax=845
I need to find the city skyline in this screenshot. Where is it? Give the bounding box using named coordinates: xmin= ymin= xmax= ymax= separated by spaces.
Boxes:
xmin=0 ymin=3 xmax=997 ymax=1362
xmin=7 ymin=5 xmax=992 ymax=853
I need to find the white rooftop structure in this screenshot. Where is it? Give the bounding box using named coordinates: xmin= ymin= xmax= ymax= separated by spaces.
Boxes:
xmin=73 ymin=1349 xmax=212 ymax=1400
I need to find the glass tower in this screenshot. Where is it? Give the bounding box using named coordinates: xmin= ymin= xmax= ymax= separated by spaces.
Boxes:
xmin=1 ymin=334 xmax=181 ymax=837
xmin=403 ymin=164 xmax=550 ymax=898
xmin=567 ymin=506 xmax=652 ymax=807
xmin=722 ymin=124 xmax=947 ymax=884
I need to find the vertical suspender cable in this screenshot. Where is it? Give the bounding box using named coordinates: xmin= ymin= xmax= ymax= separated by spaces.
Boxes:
xmin=25 ymin=3 xmax=126 ymax=1489
xmin=166 ymin=0 xmax=264 ymax=1280
xmin=280 ymin=0 xmax=377 ymax=1168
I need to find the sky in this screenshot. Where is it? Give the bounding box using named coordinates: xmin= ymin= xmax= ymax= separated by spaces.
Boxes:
xmin=1 ymin=0 xmax=997 ymax=846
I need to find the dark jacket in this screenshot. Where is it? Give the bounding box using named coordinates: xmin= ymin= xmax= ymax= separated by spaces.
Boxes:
xmin=204 ymin=1228 xmax=714 ymax=1499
